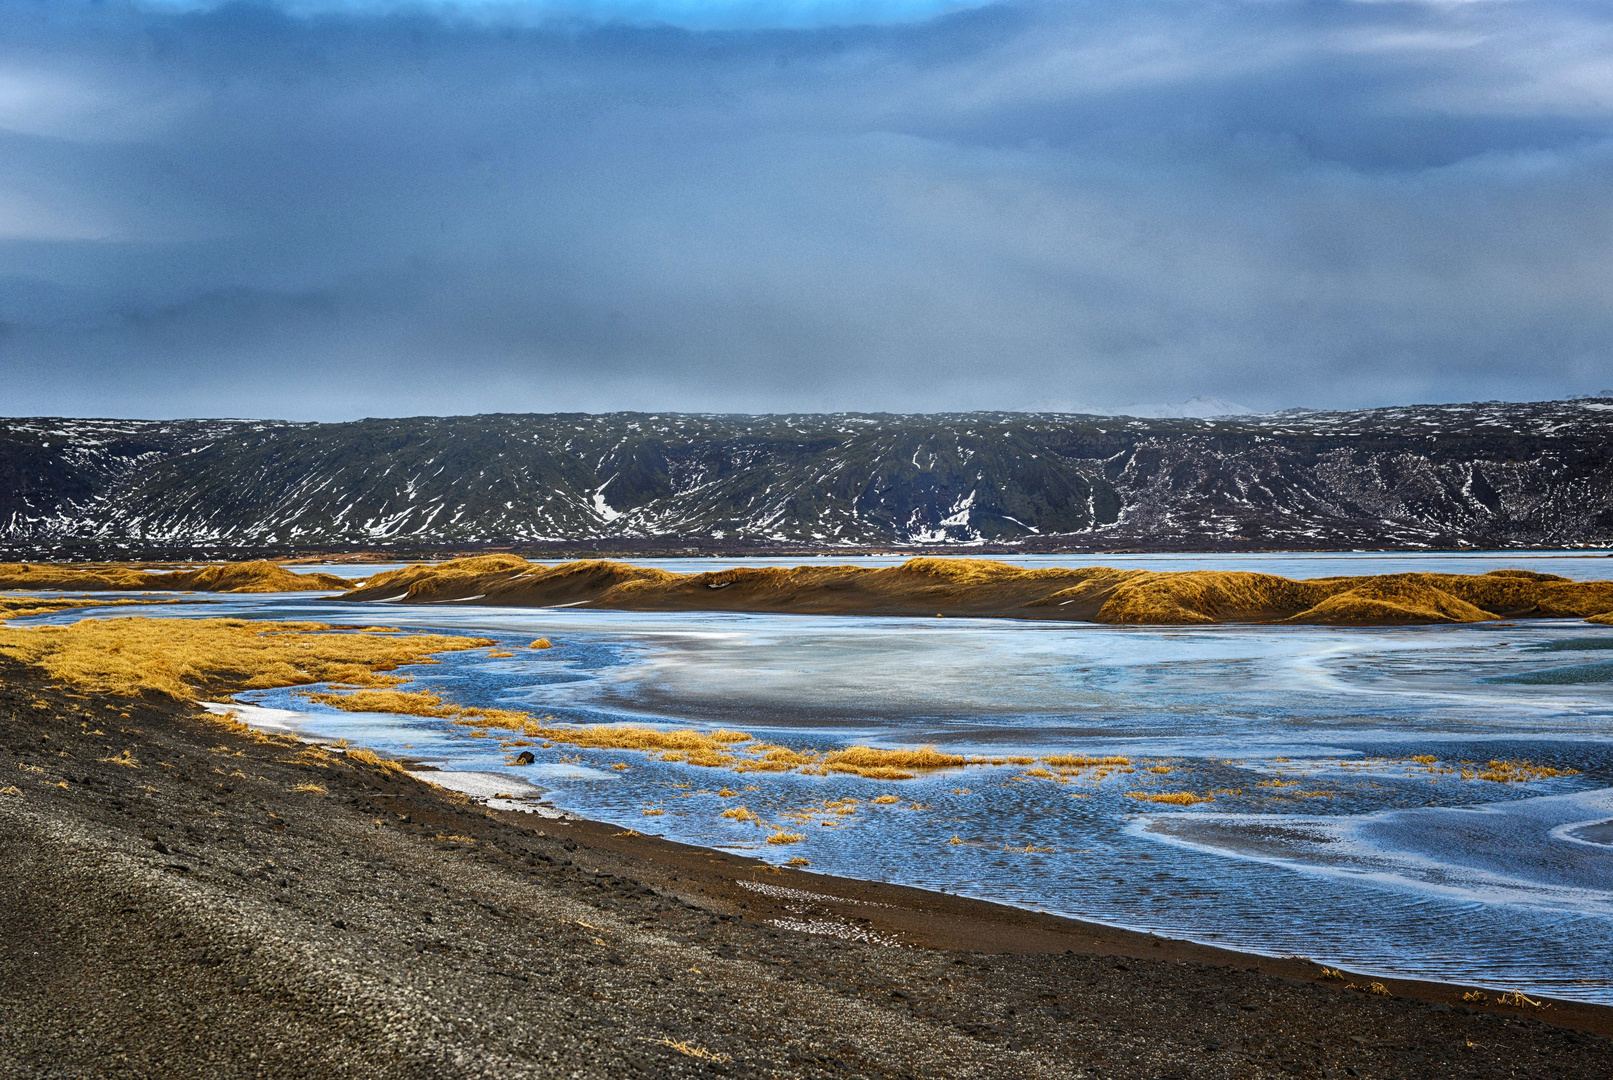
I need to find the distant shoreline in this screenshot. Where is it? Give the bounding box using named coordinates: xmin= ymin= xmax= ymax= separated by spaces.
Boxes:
xmin=5 ymin=541 xmax=1612 ymax=565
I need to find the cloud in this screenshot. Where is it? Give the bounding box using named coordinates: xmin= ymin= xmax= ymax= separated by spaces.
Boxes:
xmin=2 ymin=0 xmax=1612 ymax=419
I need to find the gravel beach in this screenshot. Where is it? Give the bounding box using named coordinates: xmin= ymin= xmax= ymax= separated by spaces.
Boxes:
xmin=3 ymin=657 xmax=1609 ymax=1079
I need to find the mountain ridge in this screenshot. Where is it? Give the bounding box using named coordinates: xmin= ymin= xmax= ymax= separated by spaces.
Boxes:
xmin=2 ymin=400 xmax=1611 ymax=557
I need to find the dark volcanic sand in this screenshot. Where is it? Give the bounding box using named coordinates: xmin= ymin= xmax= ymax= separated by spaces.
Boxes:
xmin=2 ymin=659 xmax=1609 ymax=1079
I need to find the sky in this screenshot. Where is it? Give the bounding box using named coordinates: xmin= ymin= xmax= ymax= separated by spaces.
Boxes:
xmin=2 ymin=0 xmax=1612 ymax=420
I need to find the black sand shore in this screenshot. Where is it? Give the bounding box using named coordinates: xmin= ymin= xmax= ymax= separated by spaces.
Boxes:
xmin=3 ymin=660 xmax=1609 ymax=1079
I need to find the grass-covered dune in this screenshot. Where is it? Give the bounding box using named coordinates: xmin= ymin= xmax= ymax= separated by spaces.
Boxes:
xmin=0 ymin=559 xmax=352 ymax=593
xmin=342 ymin=554 xmax=1613 ymax=625
xmin=5 ymin=554 xmax=1611 ymax=624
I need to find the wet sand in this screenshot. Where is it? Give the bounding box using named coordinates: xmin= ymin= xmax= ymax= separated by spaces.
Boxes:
xmin=2 ymin=658 xmax=1609 ymax=1078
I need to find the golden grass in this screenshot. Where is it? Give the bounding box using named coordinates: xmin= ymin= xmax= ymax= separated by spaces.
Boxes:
xmin=0 ymin=559 xmax=352 ymax=593
xmin=0 ymin=617 xmax=491 ymax=701
xmin=530 ymin=638 xmax=552 ymax=649
xmin=0 ymin=595 xmax=199 ymax=621
xmin=649 ymin=1037 xmax=730 ymax=1063
xmin=1496 ymin=990 xmax=1549 ymax=1008
xmin=1472 ymin=759 xmax=1579 ymax=783
xmin=343 ymin=747 xmax=410 ymax=775
xmin=785 ymin=856 xmax=810 ymax=867
xmin=1042 ymin=754 xmax=1132 ymax=767
xmin=765 ymin=831 xmax=805 ymax=845
xmin=719 ymin=806 xmax=758 ymax=822
xmin=872 ymin=794 xmax=900 ymax=804
xmin=333 ymin=555 xmax=1613 ymax=626
xmin=292 ymin=782 xmax=327 ymax=794
xmin=823 ymin=746 xmax=965 ymax=770
xmin=1124 ymin=791 xmax=1212 ymax=806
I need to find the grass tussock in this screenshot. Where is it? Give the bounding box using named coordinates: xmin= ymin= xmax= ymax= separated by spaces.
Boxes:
xmin=0 ymin=617 xmax=490 ymax=701
xmin=765 ymin=830 xmax=805 ymax=845
xmin=1472 ymin=759 xmax=1579 ymax=783
xmin=1125 ymin=791 xmax=1213 ymax=806
xmin=343 ymin=747 xmax=410 ymax=775
xmin=292 ymin=782 xmax=327 ymax=794
xmin=1497 ymin=990 xmax=1549 ymax=1008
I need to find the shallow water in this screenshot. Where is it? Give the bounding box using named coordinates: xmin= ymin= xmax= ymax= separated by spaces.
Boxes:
xmin=15 ymin=550 xmax=1613 ymax=1003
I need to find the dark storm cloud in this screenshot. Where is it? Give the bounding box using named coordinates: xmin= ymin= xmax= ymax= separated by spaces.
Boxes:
xmin=2 ymin=0 xmax=1612 ymax=419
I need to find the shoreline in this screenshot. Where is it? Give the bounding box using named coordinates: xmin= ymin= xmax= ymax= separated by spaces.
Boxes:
xmin=208 ymin=706 xmax=1613 ymax=1021
xmin=502 ymin=807 xmax=1613 ymax=1036
xmin=6 ymin=661 xmax=1613 ymax=1078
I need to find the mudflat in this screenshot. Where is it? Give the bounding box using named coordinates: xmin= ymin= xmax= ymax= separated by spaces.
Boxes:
xmin=2 ymin=659 xmax=1609 ymax=1079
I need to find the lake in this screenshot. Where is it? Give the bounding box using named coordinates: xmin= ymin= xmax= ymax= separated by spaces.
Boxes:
xmin=18 ymin=550 xmax=1613 ymax=1002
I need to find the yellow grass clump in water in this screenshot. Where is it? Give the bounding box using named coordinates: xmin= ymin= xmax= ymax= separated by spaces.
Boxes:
xmin=1473 ymin=759 xmax=1579 ymax=783
xmin=1042 ymin=754 xmax=1132 ymax=768
xmin=822 ymin=746 xmax=965 ymax=771
xmin=0 ymin=617 xmax=492 ymax=701
xmin=719 ymin=806 xmax=757 ymax=822
xmin=872 ymin=794 xmax=900 ymax=805
xmin=765 ymin=830 xmax=805 ymax=845
xmin=1125 ymin=791 xmax=1213 ymax=806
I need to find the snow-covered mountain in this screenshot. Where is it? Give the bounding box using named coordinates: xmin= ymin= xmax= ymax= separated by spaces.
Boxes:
xmin=1107 ymin=396 xmax=1257 ymax=419
xmin=2 ymin=401 xmax=1611 ymax=556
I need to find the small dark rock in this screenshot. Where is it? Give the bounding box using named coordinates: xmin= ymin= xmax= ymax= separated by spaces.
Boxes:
xmin=514 ymin=751 xmax=535 ymax=765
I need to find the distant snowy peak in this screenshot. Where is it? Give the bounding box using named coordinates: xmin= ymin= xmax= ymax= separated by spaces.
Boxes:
xmin=1108 ymin=396 xmax=1257 ymax=419
xmin=1018 ymin=395 xmax=1257 ymax=418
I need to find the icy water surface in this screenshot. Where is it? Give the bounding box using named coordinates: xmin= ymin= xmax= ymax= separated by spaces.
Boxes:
xmin=15 ymin=552 xmax=1613 ymax=1002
